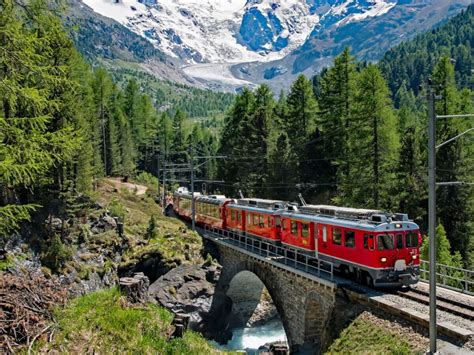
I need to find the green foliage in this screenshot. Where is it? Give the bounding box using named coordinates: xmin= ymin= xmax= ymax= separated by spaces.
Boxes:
xmin=331 ymin=64 xmax=399 ymax=210
xmin=146 ymin=215 xmax=157 ymax=240
xmin=380 ymin=5 xmax=474 ymax=97
xmin=420 ymin=224 xmax=466 ymax=289
xmin=108 ymin=66 xmax=234 ymax=119
xmin=421 ymin=224 xmax=463 ymax=267
xmin=0 ymin=253 xmax=14 ymax=271
xmin=41 ymin=234 xmax=73 ymax=273
xmin=0 ymin=0 xmax=81 ymax=236
xmin=108 ymin=197 xmax=126 ymax=222
xmin=136 ymin=171 xmax=158 ymax=187
xmin=47 ymin=288 xmax=219 ymax=353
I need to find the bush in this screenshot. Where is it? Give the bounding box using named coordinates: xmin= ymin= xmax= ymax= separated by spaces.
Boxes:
xmin=108 ymin=197 xmax=126 ymax=222
xmin=135 ymin=171 xmax=158 ymax=187
xmin=41 ymin=234 xmax=73 ymax=273
xmin=146 ymin=215 xmax=157 ymax=240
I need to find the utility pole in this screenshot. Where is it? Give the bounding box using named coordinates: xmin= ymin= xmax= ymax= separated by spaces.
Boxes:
xmin=427 ymin=81 xmax=437 ymax=355
xmin=190 ymin=147 xmax=195 ymax=231
xmin=156 ymin=152 xmax=160 ymax=199
xmin=162 ymin=152 xmax=167 ymax=212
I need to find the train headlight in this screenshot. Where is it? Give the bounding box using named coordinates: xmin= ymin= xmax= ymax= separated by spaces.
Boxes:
xmin=380 ymin=257 xmax=387 ymax=263
xmin=412 ymin=255 xmax=418 ymax=260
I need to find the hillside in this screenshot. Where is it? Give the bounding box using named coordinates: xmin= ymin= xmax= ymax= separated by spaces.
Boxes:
xmin=379 ymin=4 xmax=474 ymax=97
xmin=104 ymin=63 xmax=234 ymax=119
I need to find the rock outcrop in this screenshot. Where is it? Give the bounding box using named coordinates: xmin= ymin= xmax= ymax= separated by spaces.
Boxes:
xmin=148 ymin=261 xmax=232 ymax=341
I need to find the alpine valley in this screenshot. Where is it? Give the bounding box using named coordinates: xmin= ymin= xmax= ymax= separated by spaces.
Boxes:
xmin=71 ymin=0 xmax=472 ymax=90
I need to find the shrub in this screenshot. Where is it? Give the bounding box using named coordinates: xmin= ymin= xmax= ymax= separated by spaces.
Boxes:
xmin=41 ymin=234 xmax=73 ymax=273
xmin=108 ymin=198 xmax=126 ymax=222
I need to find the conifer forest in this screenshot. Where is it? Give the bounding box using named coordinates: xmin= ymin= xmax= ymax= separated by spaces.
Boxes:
xmin=1 ymin=0 xmax=473 ymax=275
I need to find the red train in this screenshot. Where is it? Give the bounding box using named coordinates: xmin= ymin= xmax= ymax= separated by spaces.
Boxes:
xmin=173 ymin=188 xmax=421 ymax=287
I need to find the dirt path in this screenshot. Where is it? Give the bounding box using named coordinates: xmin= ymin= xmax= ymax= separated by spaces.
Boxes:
xmin=106 ymin=177 xmax=148 ymax=195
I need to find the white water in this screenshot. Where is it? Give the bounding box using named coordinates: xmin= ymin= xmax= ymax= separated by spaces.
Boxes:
xmin=212 ymin=320 xmax=287 ymax=353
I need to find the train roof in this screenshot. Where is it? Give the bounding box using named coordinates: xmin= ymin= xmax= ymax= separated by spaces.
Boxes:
xmin=282 ymin=203 xmax=417 ymax=231
xmin=196 ymin=195 xmax=231 ymax=206
xmin=234 ymin=198 xmax=287 ymax=210
xmin=174 ymin=187 xmax=230 ymax=205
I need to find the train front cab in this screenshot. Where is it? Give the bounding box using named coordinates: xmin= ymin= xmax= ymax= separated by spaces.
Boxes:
xmin=364 ymin=230 xmax=421 ymax=287
xmin=316 ymin=224 xmax=421 ymax=287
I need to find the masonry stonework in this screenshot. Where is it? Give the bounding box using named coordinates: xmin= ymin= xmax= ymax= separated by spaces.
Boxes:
xmin=215 ymin=244 xmax=337 ymax=353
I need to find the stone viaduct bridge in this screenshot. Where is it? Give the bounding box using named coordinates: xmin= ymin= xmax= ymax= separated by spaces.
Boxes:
xmin=200 ymin=228 xmax=361 ymax=354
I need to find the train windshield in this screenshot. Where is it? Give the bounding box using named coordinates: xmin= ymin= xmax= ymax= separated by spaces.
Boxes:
xmin=377 ymin=234 xmax=394 ymax=250
xmin=405 ymin=231 xmax=419 ymax=248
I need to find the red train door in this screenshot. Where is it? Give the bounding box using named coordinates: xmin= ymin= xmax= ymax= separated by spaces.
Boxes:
xmin=313 ymin=223 xmax=318 ymax=259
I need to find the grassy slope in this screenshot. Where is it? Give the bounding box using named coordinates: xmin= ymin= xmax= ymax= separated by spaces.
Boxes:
xmin=42 ymin=288 xmax=221 ymax=354
xmin=36 ymin=179 xmax=223 ymax=353
xmin=90 ymin=178 xmax=204 ymax=271
xmin=326 ymin=317 xmax=414 ymax=354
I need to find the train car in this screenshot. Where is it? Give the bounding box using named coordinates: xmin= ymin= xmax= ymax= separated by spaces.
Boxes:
xmin=195 ymin=195 xmax=232 ymax=229
xmin=226 ymin=198 xmax=286 ymax=243
xmin=173 ymin=187 xmax=201 ymax=220
xmin=280 ymin=205 xmax=421 ymax=287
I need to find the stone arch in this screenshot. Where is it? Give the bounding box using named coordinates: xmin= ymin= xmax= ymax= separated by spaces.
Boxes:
xmin=219 ymin=260 xmax=291 ymax=344
xmin=226 ymin=270 xmax=266 ymax=327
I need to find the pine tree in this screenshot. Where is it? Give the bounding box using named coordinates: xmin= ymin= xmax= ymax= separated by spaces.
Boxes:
xmin=0 ymin=0 xmax=81 ymax=236
xmin=171 ymin=109 xmax=188 ymax=164
xmin=285 ymin=75 xmax=318 ymax=181
xmin=317 ymin=48 xmax=357 ymax=194
xmin=432 ymin=57 xmax=473 ymax=259
xmin=421 ymin=224 xmax=463 ymax=268
xmin=242 ymin=85 xmax=273 ymax=196
xmin=267 ymin=132 xmax=298 ymax=200
xmin=91 ymin=68 xmax=113 ymax=175
xmin=217 ymin=88 xmax=255 ymax=196
xmin=339 ymin=65 xmax=399 ymax=209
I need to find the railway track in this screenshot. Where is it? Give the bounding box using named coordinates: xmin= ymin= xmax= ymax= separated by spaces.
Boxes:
xmin=394 ymin=287 xmax=474 ymax=321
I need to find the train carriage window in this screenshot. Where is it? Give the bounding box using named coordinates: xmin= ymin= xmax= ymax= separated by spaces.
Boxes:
xmin=301 ymin=223 xmax=309 ymax=238
xmin=247 ymin=214 xmax=251 ymax=225
xmin=282 ymin=219 xmax=288 ymax=231
xmin=405 ymin=232 xmax=419 ymax=248
xmin=259 ymin=215 xmax=265 ymax=228
xmin=364 ymin=234 xmax=374 ymax=250
xmin=237 ymin=212 xmax=241 ymax=224
xmin=332 ymin=228 xmax=342 ymax=245
xmin=253 ymin=214 xmax=259 ymax=226
xmin=345 ymin=231 xmax=355 ymax=248
xmin=291 ymin=221 xmax=298 ymax=236
xmin=377 ymin=234 xmax=394 ymax=250
xmin=231 ymin=210 xmax=236 ymax=221
xmin=396 ymin=234 xmax=403 ymax=249
xmin=322 ymin=226 xmax=327 ymax=242
xmin=275 ymin=217 xmax=281 ymax=228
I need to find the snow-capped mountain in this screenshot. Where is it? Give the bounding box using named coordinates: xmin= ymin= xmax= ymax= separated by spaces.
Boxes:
xmin=79 ymin=0 xmax=471 ymax=90
xmin=81 ymin=0 xmax=401 ymax=64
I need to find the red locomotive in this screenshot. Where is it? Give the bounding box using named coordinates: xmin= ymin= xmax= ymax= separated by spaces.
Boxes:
xmin=172 ymin=188 xmax=421 ymax=287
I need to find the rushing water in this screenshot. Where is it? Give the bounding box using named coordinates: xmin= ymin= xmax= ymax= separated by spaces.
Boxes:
xmin=212 ymin=320 xmax=287 ymax=354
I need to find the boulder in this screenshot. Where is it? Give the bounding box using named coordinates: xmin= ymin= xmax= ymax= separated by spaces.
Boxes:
xmin=148 ymin=262 xmax=231 ymax=339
